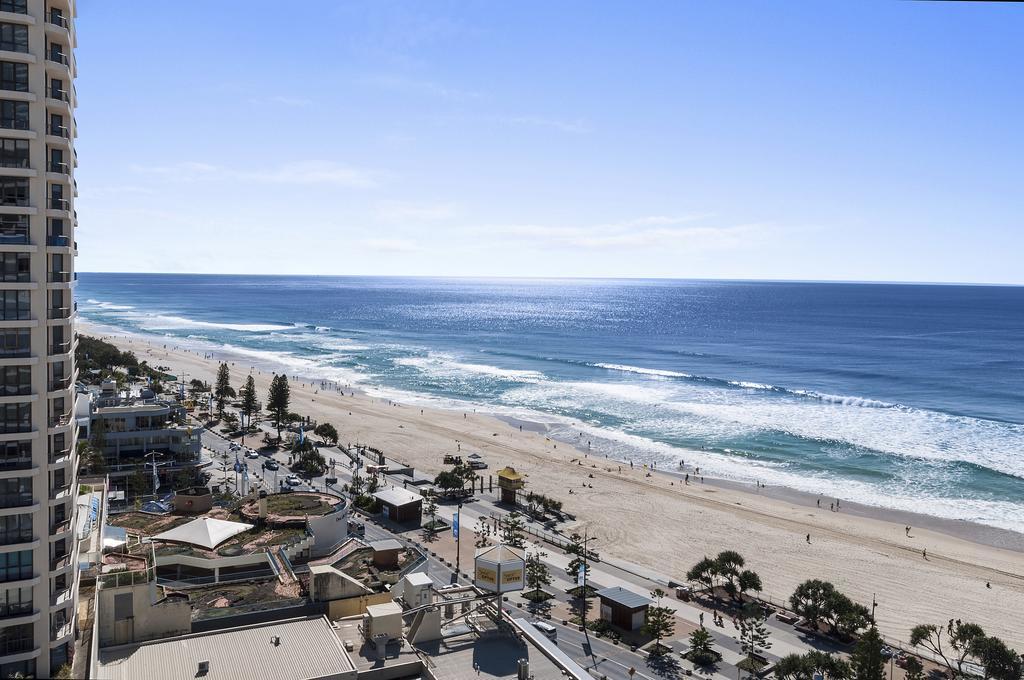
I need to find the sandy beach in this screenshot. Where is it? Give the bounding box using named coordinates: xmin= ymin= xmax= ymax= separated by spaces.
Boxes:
xmin=90 ymin=327 xmax=1024 ymax=649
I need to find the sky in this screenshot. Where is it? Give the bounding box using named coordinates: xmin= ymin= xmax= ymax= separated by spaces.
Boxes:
xmin=73 ymin=1 xmax=1022 ymax=283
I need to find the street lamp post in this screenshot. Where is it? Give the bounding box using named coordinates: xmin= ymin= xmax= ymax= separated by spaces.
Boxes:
xmin=454 ymin=502 xmax=463 ymax=583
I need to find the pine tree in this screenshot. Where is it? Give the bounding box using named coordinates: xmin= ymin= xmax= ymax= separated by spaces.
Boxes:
xmin=423 ymin=492 xmax=439 ymax=536
xmin=525 ymin=549 xmax=553 ymax=595
xmin=239 ymin=374 xmax=258 ymax=426
xmin=214 ymin=362 xmax=235 ymax=417
xmin=642 ymin=588 xmax=676 ymax=653
xmin=564 ymin=532 xmax=590 ymax=583
xmin=500 ymin=512 xmax=526 ymax=547
xmin=266 ymin=374 xmax=290 ymax=440
xmin=850 ymin=626 xmax=886 ymax=680
xmin=688 ymin=627 xmax=717 ymax=666
xmin=738 ymin=602 xmax=773 ymax=670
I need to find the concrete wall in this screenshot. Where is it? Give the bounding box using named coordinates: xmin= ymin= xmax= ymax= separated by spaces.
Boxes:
xmin=308 ymin=508 xmax=349 ymax=557
xmin=97 ymin=582 xmax=191 ymax=647
xmin=326 ymin=592 xmax=394 ymax=620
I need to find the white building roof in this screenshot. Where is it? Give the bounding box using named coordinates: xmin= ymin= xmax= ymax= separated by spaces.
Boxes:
xmin=152 ymin=517 xmax=253 ymax=550
xmin=404 ymin=571 xmax=434 ymax=587
xmin=372 ymin=486 xmax=423 ymax=507
xmin=94 ymin=616 xmax=356 ymax=680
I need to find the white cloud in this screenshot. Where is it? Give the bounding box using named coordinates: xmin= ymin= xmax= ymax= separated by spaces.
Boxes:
xmin=470 ymin=216 xmax=770 ymax=252
xmin=132 ymin=160 xmax=380 ymax=189
xmin=361 ymin=238 xmax=422 ymax=253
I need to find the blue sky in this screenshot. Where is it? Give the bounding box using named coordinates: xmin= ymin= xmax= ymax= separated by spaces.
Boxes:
xmin=74 ymin=1 xmax=1022 ymax=283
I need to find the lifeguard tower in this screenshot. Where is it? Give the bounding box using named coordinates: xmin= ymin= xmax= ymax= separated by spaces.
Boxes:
xmin=496 ymin=466 xmax=525 ymax=505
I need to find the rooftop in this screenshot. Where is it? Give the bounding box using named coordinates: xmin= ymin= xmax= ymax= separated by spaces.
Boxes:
xmin=152 ymin=517 xmax=254 ymax=550
xmin=372 ymin=486 xmax=423 ymax=506
xmin=94 ymin=616 xmax=356 ymax=680
xmin=595 ymin=585 xmax=652 ymax=609
xmin=368 ymin=538 xmax=403 ymax=552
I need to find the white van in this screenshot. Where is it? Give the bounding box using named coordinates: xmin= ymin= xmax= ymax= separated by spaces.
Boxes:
xmin=531 ymin=621 xmax=557 ymax=640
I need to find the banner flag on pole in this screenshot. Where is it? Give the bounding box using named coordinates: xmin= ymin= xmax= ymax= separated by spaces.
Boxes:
xmin=452 ymin=512 xmax=459 ymax=540
xmin=577 ymin=563 xmax=585 ymax=587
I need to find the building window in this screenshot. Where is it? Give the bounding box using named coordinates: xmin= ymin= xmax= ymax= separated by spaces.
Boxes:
xmin=0 ymin=660 xmax=35 ymax=680
xmin=0 ymin=213 xmax=27 ymax=243
xmin=0 ymin=61 xmax=27 ymax=92
xmin=0 ymin=440 xmax=30 ymax=470
xmin=0 ymin=329 xmax=29 ymax=357
xmin=0 ymin=365 xmax=29 ymax=396
xmin=0 ymin=1 xmax=27 ymax=14
xmin=0 ymin=513 xmax=31 ymax=545
xmin=0 ymin=138 xmax=27 ymax=168
xmin=0 ymin=586 xmax=32 ymax=618
xmin=0 ymin=252 xmax=28 ymax=282
xmin=0 ymin=23 xmax=28 ymax=53
xmin=0 ymin=176 xmax=28 ymax=205
xmin=0 ymin=290 xmax=28 ymax=320
xmin=0 ymin=99 xmax=27 ymax=130
xmin=0 ymin=477 xmax=30 ymax=505
xmin=0 ymin=403 xmax=30 ymax=434
xmin=0 ymin=549 xmax=31 ymax=583
xmin=0 ymin=622 xmax=32 ymax=655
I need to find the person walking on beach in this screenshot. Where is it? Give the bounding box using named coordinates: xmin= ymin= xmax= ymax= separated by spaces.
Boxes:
xmin=806 ymin=533 xmax=811 ymax=544
xmin=905 ymin=525 xmax=911 ymax=536
xmin=922 ymin=548 xmax=927 ymax=560
xmin=816 ymin=498 xmax=821 ymax=508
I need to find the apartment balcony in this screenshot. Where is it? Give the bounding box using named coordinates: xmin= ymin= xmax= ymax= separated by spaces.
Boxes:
xmin=47 ymin=87 xmax=70 ymax=104
xmin=0 ymin=225 xmax=30 ymax=245
xmin=49 ymin=339 xmax=72 ymax=355
xmin=47 ymin=306 xmax=71 ymax=320
xmin=0 ymin=494 xmax=33 ymax=510
xmin=47 ymin=197 xmax=71 ymax=213
xmin=0 ymin=637 xmax=36 ymax=657
xmin=49 ymin=518 xmax=72 ymax=540
xmin=0 ymin=118 xmax=29 ymax=132
xmin=48 ymin=446 xmax=72 ymax=466
xmin=47 ymin=161 xmax=70 ymax=175
xmin=47 ymin=124 xmax=69 ymax=139
xmin=48 ymin=483 xmax=71 ymax=502
xmin=47 ymin=271 xmax=73 ymax=285
xmin=47 ymin=234 xmax=70 ymax=247
xmin=50 ymin=586 xmax=73 ymax=609
xmin=46 ymin=12 xmax=70 ymax=33
xmin=48 ymin=376 xmax=71 ymax=392
xmin=51 ymin=618 xmax=73 ymax=643
xmin=50 ymin=552 xmax=71 ymax=573
xmin=47 ymin=412 xmax=72 ymax=428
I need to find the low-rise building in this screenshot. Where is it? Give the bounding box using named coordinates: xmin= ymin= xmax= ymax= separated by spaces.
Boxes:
xmin=595 ymin=586 xmax=652 ymax=631
xmin=78 ymin=381 xmax=202 ymax=493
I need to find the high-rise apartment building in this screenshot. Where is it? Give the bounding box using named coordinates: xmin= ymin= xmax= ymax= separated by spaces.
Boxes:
xmin=0 ymin=0 xmax=78 ymax=677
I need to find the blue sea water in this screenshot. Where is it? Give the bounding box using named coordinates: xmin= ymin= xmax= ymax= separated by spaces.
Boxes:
xmin=76 ymin=274 xmax=1024 ymax=532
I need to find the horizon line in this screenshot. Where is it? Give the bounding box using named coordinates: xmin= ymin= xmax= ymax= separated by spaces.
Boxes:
xmin=74 ymin=271 xmax=1024 ymax=288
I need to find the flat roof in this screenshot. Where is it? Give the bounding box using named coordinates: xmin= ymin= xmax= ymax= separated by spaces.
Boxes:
xmin=596 ymin=586 xmax=652 ymax=610
xmin=94 ymin=616 xmax=356 ymax=680
xmin=369 ymin=538 xmax=403 ymax=552
xmin=366 ymin=601 xmax=404 ymax=617
xmin=372 ymin=486 xmax=423 ymax=507
xmin=404 ymin=571 xmax=433 ymax=586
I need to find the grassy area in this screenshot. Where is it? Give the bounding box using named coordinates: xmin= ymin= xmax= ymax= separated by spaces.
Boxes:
xmin=265 ymin=494 xmax=334 ymax=516
xmin=109 ymin=512 xmax=191 ymax=535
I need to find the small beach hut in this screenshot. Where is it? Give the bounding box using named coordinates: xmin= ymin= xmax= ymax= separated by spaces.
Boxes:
xmin=596 ymin=586 xmax=652 ymax=631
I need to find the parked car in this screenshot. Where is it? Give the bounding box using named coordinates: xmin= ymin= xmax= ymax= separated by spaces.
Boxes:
xmin=468 ymin=459 xmax=488 ymax=470
xmin=229 ymin=443 xmax=241 ymax=452
xmin=285 ymin=475 xmax=301 ymax=486
xmin=244 ymin=449 xmax=260 ymax=459
xmin=348 ymin=521 xmax=365 ymax=537
xmin=262 ymin=460 xmax=279 ymax=471
xmin=325 ymin=476 xmax=338 ymax=485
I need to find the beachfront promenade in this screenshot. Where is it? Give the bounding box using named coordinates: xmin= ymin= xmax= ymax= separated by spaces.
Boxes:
xmin=197 ymin=419 xmax=900 ymax=680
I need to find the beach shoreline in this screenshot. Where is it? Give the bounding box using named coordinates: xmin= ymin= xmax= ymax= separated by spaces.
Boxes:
xmin=81 ymin=323 xmax=1024 ymax=647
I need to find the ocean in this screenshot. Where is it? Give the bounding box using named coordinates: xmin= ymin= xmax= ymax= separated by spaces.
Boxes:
xmin=76 ymin=274 xmax=1024 ymax=532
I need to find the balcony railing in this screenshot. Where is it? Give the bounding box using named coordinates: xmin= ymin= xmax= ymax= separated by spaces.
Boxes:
xmin=50 ymin=553 xmax=70 ymax=570
xmin=47 ymin=13 xmax=69 ymax=31
xmin=48 ymin=161 xmax=69 ymax=174
xmin=47 ymin=234 xmax=70 ymax=247
xmin=50 ymin=518 xmax=72 ymax=536
xmin=0 ymin=118 xmax=29 ymax=131
xmin=51 ymin=618 xmax=73 ymax=641
xmin=49 ymin=340 xmax=71 ymax=354
xmin=48 ymin=197 xmax=70 ymax=211
xmin=47 ymin=52 xmax=69 ymax=66
xmin=49 ymin=376 xmax=70 ymax=391
xmin=48 ymin=307 xmax=71 ymax=319
xmin=49 ymin=271 xmax=72 ymax=284
xmin=48 ymin=88 xmax=69 ymax=103
xmin=0 ymin=636 xmax=34 ymax=656
xmin=0 ymin=494 xmax=32 ymax=509
xmin=49 ymin=447 xmax=71 ymax=465
xmin=48 ymin=124 xmax=69 ymax=138
xmin=48 ymin=484 xmax=71 ymax=501
xmin=48 ymin=412 xmax=72 ymax=427
xmin=0 ymin=158 xmax=29 ymax=169
xmin=50 ymin=586 xmax=72 ymax=608
xmin=0 ymin=226 xmax=30 ymax=244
